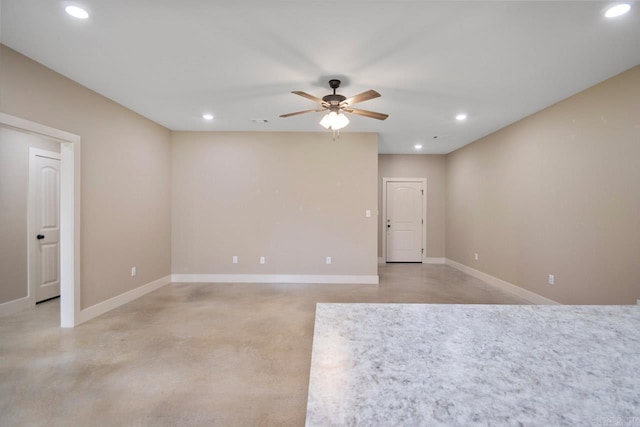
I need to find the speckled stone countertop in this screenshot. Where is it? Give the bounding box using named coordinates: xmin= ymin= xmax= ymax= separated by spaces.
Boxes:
xmin=306 ymin=304 xmax=640 ymax=427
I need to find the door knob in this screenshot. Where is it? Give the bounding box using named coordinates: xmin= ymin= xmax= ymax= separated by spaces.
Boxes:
xmin=387 ymin=225 xmax=391 ymax=228
xmin=36 ymin=234 xmax=45 ymax=240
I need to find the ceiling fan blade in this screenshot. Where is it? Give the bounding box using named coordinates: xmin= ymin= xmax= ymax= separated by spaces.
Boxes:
xmin=292 ymin=91 xmax=324 ymax=104
xmin=341 ymin=90 xmax=381 ymax=107
xmin=279 ymin=109 xmax=323 ymax=118
xmin=344 ymin=108 xmax=389 ymax=121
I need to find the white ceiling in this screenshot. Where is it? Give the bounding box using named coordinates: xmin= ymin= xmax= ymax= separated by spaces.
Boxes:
xmin=1 ymin=1 xmax=639 ymax=154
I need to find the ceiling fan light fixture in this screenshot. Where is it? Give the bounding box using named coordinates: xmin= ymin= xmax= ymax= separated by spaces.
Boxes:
xmin=335 ymin=113 xmax=349 ymax=130
xmin=319 ymin=112 xmax=334 ymax=129
xmin=320 ymin=111 xmax=350 ymax=130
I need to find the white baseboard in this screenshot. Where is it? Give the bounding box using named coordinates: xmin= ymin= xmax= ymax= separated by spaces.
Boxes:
xmin=0 ymin=295 xmax=32 ymax=317
xmin=445 ymin=259 xmax=559 ymax=305
xmin=77 ymin=275 xmax=171 ymax=325
xmin=171 ymin=274 xmax=379 ymax=285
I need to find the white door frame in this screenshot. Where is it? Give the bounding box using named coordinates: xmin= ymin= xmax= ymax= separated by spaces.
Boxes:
xmin=0 ymin=113 xmax=81 ymax=328
xmin=382 ymin=177 xmax=427 ymax=263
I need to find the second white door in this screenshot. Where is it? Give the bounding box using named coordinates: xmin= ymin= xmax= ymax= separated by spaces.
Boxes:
xmin=386 ymin=181 xmax=423 ymax=262
xmin=29 ymin=150 xmax=61 ymax=303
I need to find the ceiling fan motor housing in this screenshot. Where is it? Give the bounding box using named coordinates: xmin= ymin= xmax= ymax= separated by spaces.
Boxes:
xmin=323 ymin=79 xmax=347 ymax=107
xmin=322 ymin=94 xmax=347 ymax=106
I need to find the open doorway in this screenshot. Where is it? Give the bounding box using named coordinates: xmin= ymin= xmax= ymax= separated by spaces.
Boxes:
xmin=0 ymin=113 xmax=81 ymax=327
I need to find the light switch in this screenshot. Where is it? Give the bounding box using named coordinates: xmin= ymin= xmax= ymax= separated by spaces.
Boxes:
xmin=326 ymin=256 xmax=332 ymax=264
xmin=366 ymin=209 xmax=371 ymax=217
xmin=232 ymin=256 xmax=238 ymax=264
xmin=260 ymin=256 xmax=265 ymax=264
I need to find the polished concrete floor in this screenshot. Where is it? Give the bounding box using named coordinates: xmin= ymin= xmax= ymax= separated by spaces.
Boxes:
xmin=0 ymin=264 xmax=528 ymax=426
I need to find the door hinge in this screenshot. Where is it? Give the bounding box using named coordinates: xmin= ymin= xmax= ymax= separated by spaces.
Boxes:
xmin=422 ymin=219 xmax=424 ymax=224
xmin=421 ymin=248 xmax=424 ymax=254
xmin=421 ymin=189 xmax=424 ymax=195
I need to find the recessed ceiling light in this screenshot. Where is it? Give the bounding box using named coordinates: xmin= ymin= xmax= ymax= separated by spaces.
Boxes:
xmin=456 ymin=113 xmax=467 ymax=121
xmin=604 ymin=3 xmax=631 ymax=18
xmin=202 ymin=114 xmax=214 ymax=120
xmin=414 ymin=144 xmax=423 ymax=150
xmin=65 ymin=5 xmax=89 ymax=19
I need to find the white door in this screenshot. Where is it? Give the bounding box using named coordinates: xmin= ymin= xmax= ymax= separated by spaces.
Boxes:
xmin=29 ymin=150 xmax=61 ymax=303
xmin=386 ymin=181 xmax=423 ymax=262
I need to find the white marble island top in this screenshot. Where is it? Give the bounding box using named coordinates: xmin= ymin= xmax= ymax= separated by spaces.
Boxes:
xmin=306 ymin=304 xmax=640 ymax=426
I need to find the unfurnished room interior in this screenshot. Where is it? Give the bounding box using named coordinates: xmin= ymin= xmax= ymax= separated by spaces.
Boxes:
xmin=1 ymin=1 xmax=639 ymax=426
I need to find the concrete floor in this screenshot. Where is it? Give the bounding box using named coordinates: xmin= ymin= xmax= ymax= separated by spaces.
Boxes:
xmin=0 ymin=264 xmax=528 ymax=426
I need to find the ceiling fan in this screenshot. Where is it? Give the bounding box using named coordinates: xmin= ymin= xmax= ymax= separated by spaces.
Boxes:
xmin=280 ymin=79 xmax=388 ymax=130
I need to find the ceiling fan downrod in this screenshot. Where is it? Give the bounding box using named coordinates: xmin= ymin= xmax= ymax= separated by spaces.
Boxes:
xmin=323 ymin=80 xmax=347 ymax=108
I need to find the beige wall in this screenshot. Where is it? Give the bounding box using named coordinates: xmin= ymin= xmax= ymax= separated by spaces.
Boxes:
xmin=172 ymin=132 xmax=378 ymax=277
xmin=378 ymin=155 xmax=447 ymax=259
xmin=0 ymin=45 xmax=172 ymax=309
xmin=0 ymin=128 xmax=60 ymax=304
xmin=446 ymin=65 xmax=640 ymax=304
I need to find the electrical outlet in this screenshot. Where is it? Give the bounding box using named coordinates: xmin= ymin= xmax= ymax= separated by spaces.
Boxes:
xmin=474 ymin=253 xmax=478 ymax=261
xmin=260 ymin=256 xmax=265 ymax=264
xmin=131 ymin=267 xmax=136 ymax=277
xmin=232 ymin=256 xmax=238 ymax=264
xmin=548 ymin=274 xmax=555 ymax=285
xmin=326 ymin=256 xmax=332 ymax=264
